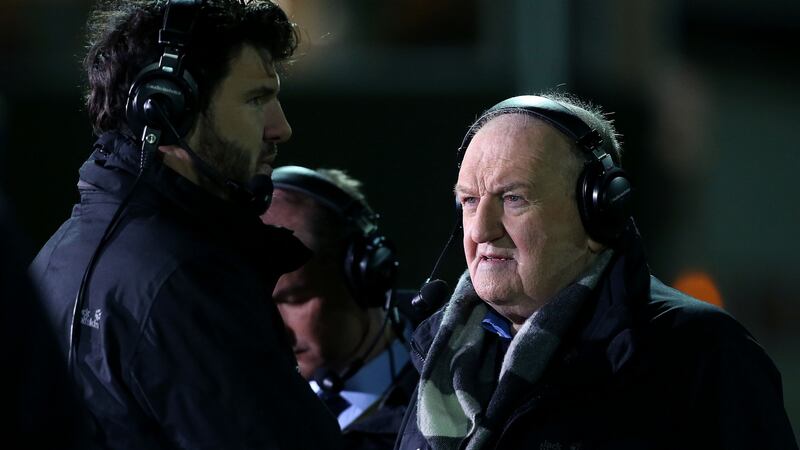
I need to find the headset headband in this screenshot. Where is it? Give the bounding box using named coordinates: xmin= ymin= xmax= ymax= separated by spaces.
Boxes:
xmin=272 ymin=166 xmax=378 ymax=236
xmin=158 ymin=0 xmax=202 ymax=74
xmin=457 ymin=95 xmax=607 ymax=169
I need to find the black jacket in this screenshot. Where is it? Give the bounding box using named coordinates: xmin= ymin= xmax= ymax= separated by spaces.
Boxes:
xmin=2 ymin=196 xmax=89 ymax=449
xmin=396 ymin=232 xmax=797 ymax=450
xmin=30 ymin=132 xmax=342 ymax=449
xmin=339 ymin=292 xmax=421 ymax=450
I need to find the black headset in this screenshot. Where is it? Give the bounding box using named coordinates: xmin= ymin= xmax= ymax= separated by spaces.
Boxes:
xmin=457 ymin=95 xmax=633 ymax=245
xmin=271 ymin=166 xmax=399 ymax=309
xmin=69 ymin=0 xmax=206 ymax=369
xmin=125 ymin=0 xmax=274 ymax=214
xmin=126 ymin=0 xmax=201 ymax=146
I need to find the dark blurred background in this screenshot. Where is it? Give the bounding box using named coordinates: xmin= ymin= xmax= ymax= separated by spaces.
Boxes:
xmin=1 ymin=0 xmax=797 ymax=436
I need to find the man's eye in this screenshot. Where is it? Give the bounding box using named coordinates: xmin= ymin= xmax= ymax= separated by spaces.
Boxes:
xmin=460 ymin=196 xmax=478 ymax=207
xmin=504 ymin=194 xmax=524 ymax=204
xmin=248 ymin=95 xmax=268 ymax=105
xmin=276 ymin=294 xmax=311 ymax=305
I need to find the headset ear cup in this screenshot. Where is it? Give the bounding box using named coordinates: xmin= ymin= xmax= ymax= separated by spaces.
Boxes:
xmin=601 ymin=167 xmax=633 ymax=237
xmin=578 ymin=162 xmax=633 ymax=244
xmin=125 ymin=64 xmax=199 ymax=145
xmin=343 ymin=235 xmax=366 ymax=308
xmin=344 ymin=233 xmax=398 ymax=309
xmin=363 ymin=236 xmax=398 ymax=305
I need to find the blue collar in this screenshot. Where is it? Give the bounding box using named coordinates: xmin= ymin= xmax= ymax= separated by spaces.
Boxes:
xmin=345 ymin=333 xmax=409 ymax=395
xmin=481 ymin=308 xmax=513 ymax=341
xmin=310 ymin=324 xmax=412 ymax=430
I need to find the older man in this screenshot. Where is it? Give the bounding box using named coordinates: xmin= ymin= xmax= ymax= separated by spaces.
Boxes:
xmin=395 ymin=94 xmax=797 ymax=450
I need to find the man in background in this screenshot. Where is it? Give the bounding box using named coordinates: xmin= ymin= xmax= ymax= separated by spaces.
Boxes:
xmin=264 ymin=165 xmax=417 ymax=450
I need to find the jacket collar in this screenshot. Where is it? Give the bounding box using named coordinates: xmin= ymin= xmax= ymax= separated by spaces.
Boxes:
xmin=81 ymin=132 xmax=254 ymax=224
xmin=78 ymin=131 xmax=311 ymax=276
xmin=568 ymin=223 xmax=651 ymax=376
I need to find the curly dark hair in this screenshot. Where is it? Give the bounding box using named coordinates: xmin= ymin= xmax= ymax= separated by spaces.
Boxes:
xmin=84 ymin=0 xmax=298 ymax=136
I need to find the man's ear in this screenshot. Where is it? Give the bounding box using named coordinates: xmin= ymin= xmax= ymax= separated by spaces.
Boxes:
xmin=588 ymin=237 xmax=605 ymax=254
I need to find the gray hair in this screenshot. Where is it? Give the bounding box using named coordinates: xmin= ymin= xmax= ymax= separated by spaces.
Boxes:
xmin=467 ymin=92 xmax=624 ymax=167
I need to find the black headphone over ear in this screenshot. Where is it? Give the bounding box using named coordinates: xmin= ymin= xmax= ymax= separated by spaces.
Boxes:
xmin=126 ymin=0 xmax=202 ymax=146
xmin=271 ymin=166 xmax=399 ymax=309
xmin=456 ymin=95 xmax=633 ymax=244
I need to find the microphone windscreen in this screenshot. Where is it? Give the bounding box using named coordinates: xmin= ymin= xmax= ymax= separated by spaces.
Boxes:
xmin=411 ymin=279 xmax=450 ymax=312
xmin=248 ymin=174 xmax=274 ymax=215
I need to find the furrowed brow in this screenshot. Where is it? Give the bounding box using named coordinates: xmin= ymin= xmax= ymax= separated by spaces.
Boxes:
xmin=495 ymin=182 xmax=528 ymax=193
xmin=454 ymin=184 xmax=474 ymax=196
xmin=244 ymin=85 xmax=277 ymax=99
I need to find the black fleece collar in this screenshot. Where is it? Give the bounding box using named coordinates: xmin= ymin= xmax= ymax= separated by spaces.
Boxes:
xmin=78 ymin=131 xmax=311 ymax=276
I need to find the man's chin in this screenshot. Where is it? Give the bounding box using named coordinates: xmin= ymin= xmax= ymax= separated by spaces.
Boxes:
xmin=474 ymin=280 xmax=519 ymax=306
xmin=472 ymin=272 xmax=499 ymax=293
xmin=297 ymin=361 xmax=314 ymax=380
xmin=297 ymin=355 xmax=320 ymax=380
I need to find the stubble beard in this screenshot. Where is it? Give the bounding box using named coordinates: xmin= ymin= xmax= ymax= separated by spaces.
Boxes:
xmin=193 ymin=114 xmax=253 ymax=186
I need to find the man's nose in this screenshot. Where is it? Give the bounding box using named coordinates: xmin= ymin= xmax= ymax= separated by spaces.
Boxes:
xmin=264 ymin=101 xmax=292 ymax=143
xmin=469 ymin=197 xmax=504 ymax=244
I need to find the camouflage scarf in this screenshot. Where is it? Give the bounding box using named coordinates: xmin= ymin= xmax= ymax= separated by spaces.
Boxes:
xmin=416 ymin=251 xmax=612 ymax=450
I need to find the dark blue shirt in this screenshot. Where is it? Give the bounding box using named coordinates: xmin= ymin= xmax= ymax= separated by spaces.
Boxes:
xmin=481 ymin=308 xmax=513 ymax=341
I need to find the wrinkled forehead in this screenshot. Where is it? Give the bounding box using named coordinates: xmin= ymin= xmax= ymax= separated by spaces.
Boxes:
xmin=457 ymin=114 xmax=583 ymax=187
xmin=463 ymin=114 xmax=575 ymax=163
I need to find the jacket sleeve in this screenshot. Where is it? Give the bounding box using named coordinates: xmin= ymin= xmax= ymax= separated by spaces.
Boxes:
xmin=126 ymin=258 xmax=343 ymax=450
xmin=688 ymin=312 xmax=798 ymax=450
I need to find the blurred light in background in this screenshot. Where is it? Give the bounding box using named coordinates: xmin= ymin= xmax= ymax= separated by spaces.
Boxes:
xmin=673 ymin=270 xmax=724 ymax=308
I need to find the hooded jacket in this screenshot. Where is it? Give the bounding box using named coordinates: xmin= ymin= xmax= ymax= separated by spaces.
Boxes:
xmin=30 ymin=132 xmax=342 ymax=449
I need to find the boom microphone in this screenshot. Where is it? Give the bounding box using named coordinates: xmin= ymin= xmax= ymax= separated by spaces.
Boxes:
xmin=314 ymin=290 xmax=395 ymax=395
xmin=408 ymin=202 xmax=461 ymax=317
xmin=410 ymin=279 xmax=450 ymax=313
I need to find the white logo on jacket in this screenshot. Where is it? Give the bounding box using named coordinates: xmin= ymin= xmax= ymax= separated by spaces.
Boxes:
xmin=80 ymin=308 xmax=102 ymax=329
